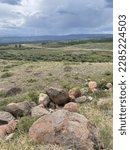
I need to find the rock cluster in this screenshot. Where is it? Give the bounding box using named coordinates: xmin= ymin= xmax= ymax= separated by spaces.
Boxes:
xmin=0 ymin=86 xmax=108 ymax=149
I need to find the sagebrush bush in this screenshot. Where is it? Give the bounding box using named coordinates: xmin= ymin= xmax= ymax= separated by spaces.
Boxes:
xmin=1 ymin=72 xmax=13 ymax=78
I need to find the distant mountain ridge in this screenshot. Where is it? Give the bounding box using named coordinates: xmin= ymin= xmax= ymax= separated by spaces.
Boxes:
xmin=0 ymin=34 xmax=113 ymax=44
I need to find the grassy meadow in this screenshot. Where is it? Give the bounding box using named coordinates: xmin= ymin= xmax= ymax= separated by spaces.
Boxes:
xmin=0 ymin=39 xmax=113 ymax=150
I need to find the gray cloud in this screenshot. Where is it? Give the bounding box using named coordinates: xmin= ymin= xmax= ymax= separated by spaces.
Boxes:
xmin=0 ymin=0 xmax=20 ymax=5
xmin=0 ymin=0 xmax=113 ymax=36
xmin=105 ymin=0 xmax=113 ymax=8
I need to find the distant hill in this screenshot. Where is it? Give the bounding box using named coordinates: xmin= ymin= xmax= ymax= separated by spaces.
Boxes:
xmin=0 ymin=34 xmax=112 ymax=44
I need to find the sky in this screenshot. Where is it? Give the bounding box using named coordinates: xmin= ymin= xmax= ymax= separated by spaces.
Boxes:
xmin=0 ymin=0 xmax=113 ymax=37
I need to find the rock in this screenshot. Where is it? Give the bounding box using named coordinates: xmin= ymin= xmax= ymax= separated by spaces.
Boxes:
xmin=29 ymin=110 xmax=102 ymax=150
xmin=87 ymin=96 xmax=93 ymax=101
xmin=106 ymin=83 xmax=112 ymax=89
xmin=68 ymin=88 xmax=81 ymax=101
xmin=31 ymin=105 xmax=50 ymax=117
xmin=75 ymin=96 xmax=88 ymax=103
xmin=64 ymin=102 xmax=78 ymax=112
xmin=5 ymin=101 xmax=36 ymax=117
xmin=0 ymin=120 xmax=17 ymax=138
xmin=46 ymin=87 xmax=69 ymax=105
xmin=6 ymin=87 xmax=22 ymax=96
xmin=88 ymin=81 xmax=97 ymax=90
xmin=0 ymin=111 xmax=15 ymax=125
xmin=39 ymin=93 xmax=50 ymax=107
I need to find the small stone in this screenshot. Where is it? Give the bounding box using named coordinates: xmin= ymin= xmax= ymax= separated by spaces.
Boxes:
xmin=39 ymin=93 xmax=50 ymax=107
xmin=31 ymin=105 xmax=50 ymax=117
xmin=68 ymin=88 xmax=81 ymax=101
xmin=106 ymin=83 xmax=113 ymax=89
xmin=64 ymin=102 xmax=78 ymax=112
xmin=88 ymin=81 xmax=97 ymax=90
xmin=75 ymin=96 xmax=87 ymax=103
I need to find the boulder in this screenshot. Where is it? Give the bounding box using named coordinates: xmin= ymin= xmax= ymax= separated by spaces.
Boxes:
xmin=68 ymin=88 xmax=81 ymax=101
xmin=0 ymin=120 xmax=17 ymax=138
xmin=0 ymin=111 xmax=15 ymax=125
xmin=31 ymin=105 xmax=50 ymax=117
xmin=29 ymin=110 xmax=102 ymax=150
xmin=5 ymin=101 xmax=36 ymax=117
xmin=64 ymin=102 xmax=78 ymax=112
xmin=46 ymin=87 xmax=69 ymax=105
xmin=39 ymin=93 xmax=50 ymax=107
xmin=88 ymin=81 xmax=97 ymax=90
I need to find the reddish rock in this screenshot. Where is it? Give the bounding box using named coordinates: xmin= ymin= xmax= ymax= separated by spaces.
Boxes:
xmin=46 ymin=87 xmax=69 ymax=105
xmin=68 ymin=88 xmax=81 ymax=101
xmin=29 ymin=110 xmax=102 ymax=150
xmin=0 ymin=120 xmax=17 ymax=138
xmin=88 ymin=81 xmax=97 ymax=90
xmin=64 ymin=102 xmax=78 ymax=112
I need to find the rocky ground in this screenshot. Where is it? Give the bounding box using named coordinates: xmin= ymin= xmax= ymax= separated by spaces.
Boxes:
xmin=0 ymin=40 xmax=113 ymax=149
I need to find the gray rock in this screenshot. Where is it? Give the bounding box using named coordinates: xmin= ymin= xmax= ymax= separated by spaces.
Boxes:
xmin=5 ymin=101 xmax=36 ymax=117
xmin=46 ymin=87 xmax=69 ymax=105
xmin=0 ymin=111 xmax=15 ymax=125
xmin=75 ymin=96 xmax=87 ymax=103
xmin=31 ymin=105 xmax=50 ymax=117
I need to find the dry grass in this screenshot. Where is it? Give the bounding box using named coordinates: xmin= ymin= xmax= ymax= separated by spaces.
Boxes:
xmin=0 ymin=134 xmax=65 ymax=150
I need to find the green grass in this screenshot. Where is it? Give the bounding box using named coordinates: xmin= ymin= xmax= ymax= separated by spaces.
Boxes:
xmin=0 ymin=39 xmax=112 ymax=62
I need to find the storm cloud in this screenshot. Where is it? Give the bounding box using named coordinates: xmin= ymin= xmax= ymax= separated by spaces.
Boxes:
xmin=0 ymin=0 xmax=113 ymax=36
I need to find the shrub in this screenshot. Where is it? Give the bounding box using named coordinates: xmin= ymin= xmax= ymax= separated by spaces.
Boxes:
xmin=27 ymin=91 xmax=39 ymax=104
xmin=16 ymin=116 xmax=38 ymax=134
xmin=1 ymin=72 xmax=13 ymax=78
xmin=64 ymin=66 xmax=72 ymax=72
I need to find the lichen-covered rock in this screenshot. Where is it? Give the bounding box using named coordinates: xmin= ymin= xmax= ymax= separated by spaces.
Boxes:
xmin=29 ymin=110 xmax=102 ymax=150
